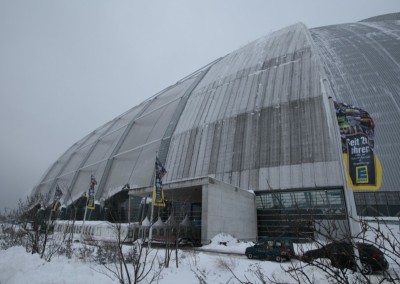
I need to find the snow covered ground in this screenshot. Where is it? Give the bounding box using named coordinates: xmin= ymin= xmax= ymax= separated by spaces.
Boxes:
xmin=0 ymin=222 xmax=399 ymax=283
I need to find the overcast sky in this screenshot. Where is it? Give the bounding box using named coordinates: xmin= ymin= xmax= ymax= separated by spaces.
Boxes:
xmin=0 ymin=0 xmax=398 ymax=212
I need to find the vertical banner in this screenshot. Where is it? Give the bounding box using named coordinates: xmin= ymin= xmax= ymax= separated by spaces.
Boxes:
xmin=334 ymin=101 xmax=382 ymax=190
xmin=153 ymin=157 xmax=167 ymax=207
xmin=86 ymin=174 xmax=97 ymax=210
xmin=51 ymin=184 xmax=63 ymax=212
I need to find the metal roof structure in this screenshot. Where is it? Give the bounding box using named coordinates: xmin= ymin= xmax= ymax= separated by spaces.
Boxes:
xmin=32 ymin=13 xmax=400 ymax=208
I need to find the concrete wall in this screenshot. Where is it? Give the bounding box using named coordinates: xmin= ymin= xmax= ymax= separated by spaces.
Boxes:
xmin=201 ymin=179 xmax=257 ymax=244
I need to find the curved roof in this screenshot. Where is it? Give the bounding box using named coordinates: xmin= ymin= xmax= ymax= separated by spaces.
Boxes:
xmin=360 ymin=12 xmax=400 ymax=22
xmin=32 ymin=13 xmax=400 ymax=205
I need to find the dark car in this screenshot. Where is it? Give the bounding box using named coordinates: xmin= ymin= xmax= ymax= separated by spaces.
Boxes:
xmin=245 ymin=237 xmax=294 ymax=262
xmin=303 ymin=242 xmax=389 ymax=274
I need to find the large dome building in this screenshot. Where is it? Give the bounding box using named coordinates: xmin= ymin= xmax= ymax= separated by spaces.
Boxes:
xmin=32 ymin=13 xmax=400 ymax=243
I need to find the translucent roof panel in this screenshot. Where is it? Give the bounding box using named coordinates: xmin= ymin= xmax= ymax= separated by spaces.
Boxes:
xmin=83 ymin=127 xmax=125 ymax=167
xmin=140 ymin=77 xmax=196 ymax=116
xmin=101 ymin=147 xmax=144 ymax=195
xmin=99 ymin=102 xmax=149 ymax=137
xmin=127 ymin=141 xmax=160 ymax=189
xmin=31 ymin=179 xmax=53 ymax=200
xmin=53 ymin=172 xmax=76 ymax=201
xmin=38 ymin=143 xmax=80 ymax=183
xmin=117 ymin=99 xmax=181 ymax=155
xmin=57 ymin=144 xmax=93 ymax=176
xmin=76 ymin=120 xmax=116 ymax=150
xmin=68 ymin=160 xmax=108 ymax=204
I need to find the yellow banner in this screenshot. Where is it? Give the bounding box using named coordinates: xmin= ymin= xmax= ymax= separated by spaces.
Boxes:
xmin=343 ymin=154 xmax=382 ymax=190
xmin=152 ymin=185 xmax=165 ymax=207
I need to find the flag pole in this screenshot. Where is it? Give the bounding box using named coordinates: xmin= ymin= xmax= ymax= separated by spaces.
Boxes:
xmin=83 ymin=175 xmax=97 ymax=226
xmin=47 ymin=189 xmax=55 ymax=230
xmin=149 ymin=201 xmax=154 ymax=248
xmin=45 ymin=185 xmax=62 ymax=238
xmin=46 ymin=207 xmax=53 ymax=236
xmin=149 ymin=152 xmax=158 ymax=249
xmin=83 ymin=195 xmax=88 ymax=226
xmin=128 ymin=195 xmax=131 ymax=225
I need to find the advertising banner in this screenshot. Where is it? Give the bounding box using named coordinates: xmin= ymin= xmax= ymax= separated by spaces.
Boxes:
xmin=153 ymin=157 xmax=167 ymax=207
xmin=51 ymin=184 xmax=63 ymax=212
xmin=334 ymin=101 xmax=382 ymax=190
xmin=86 ymin=174 xmax=97 ymax=210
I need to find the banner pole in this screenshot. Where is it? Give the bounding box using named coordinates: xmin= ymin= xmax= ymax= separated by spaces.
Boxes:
xmin=149 ymin=152 xmax=158 ymax=249
xmin=83 ymin=196 xmax=88 ymax=226
xmin=45 ymin=209 xmax=53 ymax=236
xmin=149 ymin=203 xmax=154 ymax=248
xmin=128 ymin=195 xmax=131 ymax=225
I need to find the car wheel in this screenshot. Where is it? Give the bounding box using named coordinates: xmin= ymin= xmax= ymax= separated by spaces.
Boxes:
xmin=246 ymin=253 xmax=253 ymax=259
xmin=361 ymin=263 xmax=373 ymax=275
xmin=275 ymin=255 xmax=282 ymax=262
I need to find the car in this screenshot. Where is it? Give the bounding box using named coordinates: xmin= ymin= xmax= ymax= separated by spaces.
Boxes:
xmin=303 ymin=242 xmax=389 ymax=274
xmin=245 ymin=237 xmax=294 ymax=262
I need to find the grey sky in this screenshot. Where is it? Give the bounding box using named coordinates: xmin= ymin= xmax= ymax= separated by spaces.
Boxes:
xmin=0 ymin=0 xmax=398 ymax=211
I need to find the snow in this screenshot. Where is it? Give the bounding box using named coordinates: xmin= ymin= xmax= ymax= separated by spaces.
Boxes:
xmin=0 ymin=246 xmax=112 ymax=284
xmin=1 ymin=221 xmax=399 ymax=283
xmin=199 ymin=232 xmax=253 ymax=254
xmin=0 ymin=244 xmax=299 ymax=284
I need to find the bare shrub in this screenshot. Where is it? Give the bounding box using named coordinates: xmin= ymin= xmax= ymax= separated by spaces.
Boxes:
xmin=77 ymin=244 xmax=95 ymax=263
xmin=91 ymin=210 xmax=163 ymax=284
xmin=215 ymin=256 xmax=238 ymax=272
xmin=0 ymin=221 xmax=26 ymax=250
xmin=183 ymin=249 xmax=200 ymax=268
xmin=191 ymin=268 xmax=208 ymax=284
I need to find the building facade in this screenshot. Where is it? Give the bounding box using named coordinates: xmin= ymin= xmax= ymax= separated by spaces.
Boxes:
xmin=32 ymin=13 xmax=400 ymax=243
